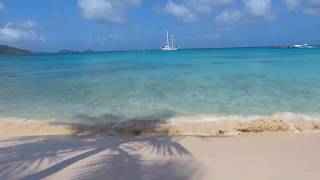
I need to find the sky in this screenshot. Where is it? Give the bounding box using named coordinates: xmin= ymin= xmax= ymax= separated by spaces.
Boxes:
xmin=0 ymin=0 xmax=319 ymax=52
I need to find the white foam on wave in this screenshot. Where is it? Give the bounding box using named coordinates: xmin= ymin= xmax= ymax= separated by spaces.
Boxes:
xmin=1 ymin=112 xmax=320 ymax=137
xmin=167 ymin=112 xmax=320 ymax=124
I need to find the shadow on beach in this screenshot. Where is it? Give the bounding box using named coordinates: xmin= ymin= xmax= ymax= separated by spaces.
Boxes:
xmin=67 ymin=111 xmax=177 ymax=136
xmin=0 ymin=133 xmax=200 ymax=180
xmin=0 ymin=111 xmax=206 ymax=179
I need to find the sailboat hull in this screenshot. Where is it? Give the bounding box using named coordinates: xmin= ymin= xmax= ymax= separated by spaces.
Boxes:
xmin=161 ymin=47 xmax=178 ymax=51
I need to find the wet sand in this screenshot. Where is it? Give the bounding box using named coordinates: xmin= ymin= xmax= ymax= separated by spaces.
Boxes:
xmin=1 ymin=116 xmax=320 ymax=137
xmin=0 ymin=134 xmax=320 ymax=180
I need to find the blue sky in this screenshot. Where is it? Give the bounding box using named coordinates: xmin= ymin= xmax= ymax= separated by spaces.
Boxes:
xmin=0 ymin=0 xmax=319 ymax=52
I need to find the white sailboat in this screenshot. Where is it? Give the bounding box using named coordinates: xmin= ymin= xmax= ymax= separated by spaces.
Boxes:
xmin=292 ymin=43 xmax=313 ymax=48
xmin=161 ymin=31 xmax=178 ymax=51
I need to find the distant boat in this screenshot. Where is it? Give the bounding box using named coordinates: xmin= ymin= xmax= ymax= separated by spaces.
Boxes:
xmin=277 ymin=45 xmax=289 ymax=49
xmin=161 ymin=31 xmax=178 ymax=51
xmin=292 ymin=44 xmax=313 ymax=48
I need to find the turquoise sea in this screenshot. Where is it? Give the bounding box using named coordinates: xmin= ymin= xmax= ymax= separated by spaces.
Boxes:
xmin=1 ymin=48 xmax=320 ymax=124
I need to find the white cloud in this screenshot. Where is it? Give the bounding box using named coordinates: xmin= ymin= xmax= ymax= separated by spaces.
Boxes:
xmin=216 ymin=0 xmax=274 ymax=24
xmin=164 ymin=0 xmax=234 ymax=22
xmin=284 ymin=0 xmax=320 ymax=15
xmin=0 ymin=21 xmax=45 ymax=44
xmin=304 ymin=0 xmax=320 ymax=15
xmin=165 ymin=1 xmax=196 ymax=22
xmin=284 ymin=0 xmax=300 ymax=10
xmin=187 ymin=0 xmax=234 ymax=14
xmin=243 ymin=0 xmax=272 ymax=17
xmin=78 ymin=0 xmax=142 ymax=24
xmin=215 ymin=10 xmax=244 ymax=24
xmin=0 ymin=3 xmax=44 ymax=44
xmin=165 ymin=0 xmax=275 ymax=23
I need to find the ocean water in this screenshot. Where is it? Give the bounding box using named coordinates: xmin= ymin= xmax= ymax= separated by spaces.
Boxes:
xmin=1 ymin=48 xmax=320 ymax=124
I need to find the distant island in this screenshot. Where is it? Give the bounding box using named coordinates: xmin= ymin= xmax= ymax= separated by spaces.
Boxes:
xmin=57 ymin=49 xmax=80 ymax=54
xmin=0 ymin=45 xmax=32 ymax=55
xmin=0 ymin=44 xmax=95 ymax=56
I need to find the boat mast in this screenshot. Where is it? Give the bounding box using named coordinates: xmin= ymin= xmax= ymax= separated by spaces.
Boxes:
xmin=171 ymin=34 xmax=174 ymax=48
xmin=166 ymin=30 xmax=169 ymax=47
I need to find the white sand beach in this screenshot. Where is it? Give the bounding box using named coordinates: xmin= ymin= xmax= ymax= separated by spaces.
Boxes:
xmin=1 ymin=1 xmax=320 ymax=180
xmin=1 ymin=133 xmax=320 ymax=180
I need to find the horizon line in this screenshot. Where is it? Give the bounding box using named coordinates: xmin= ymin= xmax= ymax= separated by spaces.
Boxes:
xmin=2 ymin=44 xmax=320 ymax=55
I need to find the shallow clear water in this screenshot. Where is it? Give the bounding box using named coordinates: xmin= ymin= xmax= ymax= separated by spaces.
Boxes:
xmin=1 ymin=48 xmax=320 ymax=123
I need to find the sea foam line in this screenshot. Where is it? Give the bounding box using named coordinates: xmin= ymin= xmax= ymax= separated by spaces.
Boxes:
xmin=0 ymin=112 xmax=320 ymax=137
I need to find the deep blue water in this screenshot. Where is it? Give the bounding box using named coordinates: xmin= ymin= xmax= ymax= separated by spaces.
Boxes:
xmin=1 ymin=48 xmax=320 ymax=123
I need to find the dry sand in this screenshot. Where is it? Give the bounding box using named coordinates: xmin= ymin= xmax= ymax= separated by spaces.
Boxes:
xmin=1 ymin=133 xmax=320 ymax=180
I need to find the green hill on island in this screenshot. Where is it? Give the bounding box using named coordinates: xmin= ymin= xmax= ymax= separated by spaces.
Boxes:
xmin=0 ymin=45 xmax=32 ymax=55
xmin=0 ymin=45 xmax=97 ymax=56
xmin=57 ymin=49 xmax=79 ymax=54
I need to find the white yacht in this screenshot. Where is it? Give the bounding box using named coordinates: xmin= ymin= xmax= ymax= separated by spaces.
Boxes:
xmin=292 ymin=44 xmax=313 ymax=48
xmin=161 ymin=31 xmax=178 ymax=51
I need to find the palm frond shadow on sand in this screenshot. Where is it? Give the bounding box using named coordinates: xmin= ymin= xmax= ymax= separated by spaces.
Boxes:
xmin=0 ymin=124 xmax=201 ymax=180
